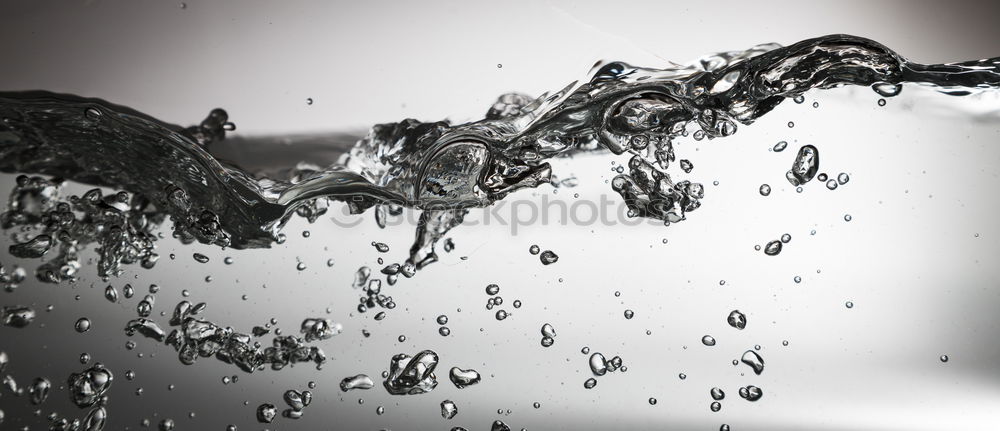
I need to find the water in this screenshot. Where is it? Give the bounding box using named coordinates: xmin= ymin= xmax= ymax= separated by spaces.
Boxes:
xmin=1 ymin=34 xmax=999 ymax=430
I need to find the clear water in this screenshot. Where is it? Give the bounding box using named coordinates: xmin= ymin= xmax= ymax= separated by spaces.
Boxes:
xmin=1 ymin=35 xmax=999 ymax=430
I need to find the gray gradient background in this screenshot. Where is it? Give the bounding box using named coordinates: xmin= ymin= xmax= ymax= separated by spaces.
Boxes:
xmin=1 ymin=1 xmax=1000 ymax=430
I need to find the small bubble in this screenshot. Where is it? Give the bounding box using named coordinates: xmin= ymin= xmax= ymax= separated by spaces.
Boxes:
xmin=826 ymin=179 xmax=838 ymax=190
xmin=812 ymin=101 xmax=819 ymax=108
xmin=940 ymin=355 xmax=949 ymax=363
xmin=497 ymin=64 xmax=502 ymax=68
xmin=306 ymin=98 xmax=313 ymax=105
xmin=711 ymin=401 xmax=722 ymax=412
xmin=845 ymin=301 xmax=854 ymax=309
xmin=624 ymin=309 xmax=634 ymax=319
xmin=701 ymin=335 xmax=716 ymax=346
xmin=648 ymin=397 xmax=657 ymax=405
xmin=439 ymin=327 xmax=451 ymax=336
xmin=844 ymin=214 xmax=852 ymax=222
xmin=838 ymin=173 xmax=850 ymax=185
xmin=773 ymin=141 xmax=788 ymax=152
xmin=678 ymin=373 xmax=686 ymax=380
xmin=584 ymin=378 xmax=597 ymax=389
xmin=759 ymin=184 xmax=771 ymax=196
xmin=794 ymin=276 xmax=802 ymax=283
xmin=75 ymin=318 xmax=91 ymax=333
xmin=787 ymin=121 xmax=794 ymax=128
xmin=877 ymin=98 xmax=887 ymax=106
xmin=793 ymin=95 xmax=805 ymax=104
xmin=297 ymin=262 xmax=307 ymax=271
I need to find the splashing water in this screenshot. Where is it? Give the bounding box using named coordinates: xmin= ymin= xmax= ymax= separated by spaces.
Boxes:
xmin=1 ymin=34 xmax=1000 ymax=431
xmin=1 ymin=34 xmax=998 ymax=288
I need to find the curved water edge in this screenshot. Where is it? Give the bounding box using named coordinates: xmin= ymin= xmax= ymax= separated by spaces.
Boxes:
xmin=1 ymin=34 xmax=998 ymax=280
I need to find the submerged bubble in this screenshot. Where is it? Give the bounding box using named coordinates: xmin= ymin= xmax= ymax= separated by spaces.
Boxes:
xmin=256 ymin=404 xmax=277 ymax=423
xmin=486 ymin=284 xmax=500 ymax=295
xmin=940 ymin=355 xmax=949 ymax=363
xmin=727 ymin=310 xmax=746 ymax=330
xmin=739 ymin=385 xmax=764 ymax=401
xmin=340 ymin=374 xmax=375 ymax=392
xmin=584 ymin=378 xmax=597 ymax=389
xmin=441 ymin=400 xmax=458 ymax=419
xmin=711 ymin=387 xmax=725 ymax=400
xmin=773 ymin=141 xmax=788 ymax=152
xmin=702 ymin=335 xmax=716 ymax=346
xmin=192 ymin=253 xmax=209 ymax=263
xmin=787 ymin=145 xmax=820 ymax=186
xmin=838 ymin=172 xmax=850 ymax=185
xmin=75 ymin=317 xmax=92 ymax=333
xmin=589 ymin=353 xmax=608 ymax=376
xmin=103 ymin=285 xmax=117 ymax=302
xmin=741 ymin=350 xmax=765 ymax=375
xmin=539 ymin=250 xmax=559 ymax=265
xmin=449 ymin=367 xmax=481 ymax=389
xmin=28 ymin=377 xmax=51 ymax=405
xmin=759 ymin=184 xmax=771 ymax=196
xmin=764 ymin=240 xmax=782 ymax=256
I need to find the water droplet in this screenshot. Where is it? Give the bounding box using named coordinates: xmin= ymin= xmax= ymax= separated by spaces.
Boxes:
xmin=75 ymin=317 xmax=91 ymax=333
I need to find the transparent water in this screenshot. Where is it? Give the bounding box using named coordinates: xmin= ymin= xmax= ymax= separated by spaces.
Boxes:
xmin=1 ymin=34 xmax=999 ymax=430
